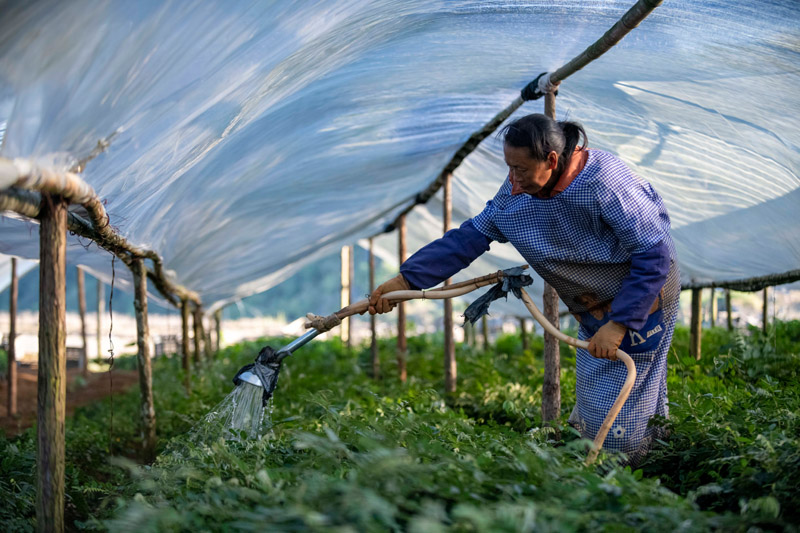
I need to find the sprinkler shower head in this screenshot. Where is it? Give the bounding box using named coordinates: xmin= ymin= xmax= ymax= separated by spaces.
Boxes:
xmin=231 ymin=329 xmax=321 ymax=406
xmin=235 ymin=369 xmax=262 ymax=387
xmin=233 ymin=345 xmax=284 ymax=406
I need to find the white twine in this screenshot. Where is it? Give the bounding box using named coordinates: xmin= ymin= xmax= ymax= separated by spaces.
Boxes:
xmin=537 ymin=72 xmax=560 ymax=94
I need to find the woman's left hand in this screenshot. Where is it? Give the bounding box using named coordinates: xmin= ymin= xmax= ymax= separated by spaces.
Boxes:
xmin=587 ymin=321 xmax=627 ymax=360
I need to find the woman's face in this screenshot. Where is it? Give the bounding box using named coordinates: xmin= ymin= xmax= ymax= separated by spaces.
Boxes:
xmin=504 ymin=143 xmax=559 ymax=195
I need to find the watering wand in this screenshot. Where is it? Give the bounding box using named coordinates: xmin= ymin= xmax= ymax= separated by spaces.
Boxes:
xmin=231 ymin=266 xmax=635 ymax=465
xmin=232 ymin=269 xmax=516 ymax=404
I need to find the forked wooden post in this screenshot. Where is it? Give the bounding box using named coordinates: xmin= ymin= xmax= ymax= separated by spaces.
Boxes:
xmin=37 ymin=194 xmax=68 ymax=533
xmin=214 ymin=308 xmax=222 ymax=352
xmin=340 ymin=246 xmax=351 ymax=348
xmin=541 ymin=90 xmax=561 ymax=425
xmin=131 ymin=258 xmax=156 ymax=462
xmin=369 ymin=237 xmax=379 ymax=379
xmin=96 ymin=280 xmax=104 ymax=361
xmin=709 ymin=288 xmax=717 ymax=328
xmin=8 ymin=257 xmax=18 ymax=416
xmin=443 ymin=172 xmax=456 ymax=393
xmin=725 ymin=289 xmax=733 ymax=331
xmin=76 ymin=267 xmax=88 ymax=378
xmin=690 ymin=288 xmax=702 ymax=360
xmin=762 ymin=287 xmax=769 ymax=334
xmin=180 ymin=299 xmax=191 ymax=393
xmin=397 ymin=214 xmax=408 ymax=382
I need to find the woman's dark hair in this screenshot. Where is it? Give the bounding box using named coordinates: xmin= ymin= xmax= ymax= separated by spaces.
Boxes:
xmin=500 ymin=114 xmax=587 ymax=177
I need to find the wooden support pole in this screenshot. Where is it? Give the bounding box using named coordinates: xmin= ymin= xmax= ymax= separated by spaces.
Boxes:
xmin=520 ymin=317 xmax=529 ymax=351
xmin=348 ymin=245 xmax=354 ymax=350
xmin=76 ymin=267 xmax=88 ymax=378
xmin=180 ymin=299 xmax=191 ymax=393
xmin=203 ymin=314 xmax=213 ymax=360
xmin=340 ymin=246 xmax=351 ymax=347
xmin=96 ymin=280 xmax=104 ymax=361
xmin=397 ymin=215 xmax=407 ymax=382
xmin=37 ymin=193 xmax=68 ymax=533
xmin=443 ymin=172 xmax=456 ymax=393
xmin=541 ymin=90 xmax=561 ymax=425
xmin=214 ymin=309 xmax=222 ymax=352
xmin=690 ymin=288 xmax=702 ymax=360
xmin=131 ymin=258 xmax=156 ymax=462
xmin=8 ymin=257 xmax=18 ymax=416
xmin=762 ymin=287 xmax=769 ymax=334
xmin=465 ymin=322 xmax=475 ymax=348
xmin=369 ymin=238 xmax=379 ymax=379
xmin=482 ymin=315 xmax=489 ymax=352
xmin=192 ymin=307 xmax=202 ymax=364
xmin=709 ymin=288 xmax=717 ymax=328
xmin=725 ymin=289 xmax=733 ymax=331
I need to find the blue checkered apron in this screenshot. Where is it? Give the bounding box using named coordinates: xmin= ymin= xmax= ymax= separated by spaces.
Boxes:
xmin=472 ymin=149 xmax=680 ymax=463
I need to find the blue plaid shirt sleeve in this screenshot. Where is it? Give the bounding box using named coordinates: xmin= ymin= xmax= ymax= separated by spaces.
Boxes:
xmin=594 ymin=172 xmax=671 ymax=255
xmin=400 ymin=219 xmax=492 ymax=290
xmin=608 ymin=239 xmax=671 ymax=330
xmin=471 ymin=183 xmax=510 ymax=244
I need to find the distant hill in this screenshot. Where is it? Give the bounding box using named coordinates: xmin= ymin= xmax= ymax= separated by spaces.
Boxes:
xmin=0 ymin=246 xmax=394 ymax=320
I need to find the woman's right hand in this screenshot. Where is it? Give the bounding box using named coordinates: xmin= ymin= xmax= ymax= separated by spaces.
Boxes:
xmin=368 ymin=274 xmax=410 ymax=315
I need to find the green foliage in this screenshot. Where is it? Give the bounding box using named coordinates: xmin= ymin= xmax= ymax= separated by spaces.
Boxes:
xmin=1 ymin=322 xmax=799 ymax=531
xmin=642 ymin=323 xmax=800 ymax=527
xmin=0 ymin=348 xmax=7 ymax=377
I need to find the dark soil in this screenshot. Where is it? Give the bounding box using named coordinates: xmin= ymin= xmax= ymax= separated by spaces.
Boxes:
xmin=0 ymin=364 xmax=138 ymax=436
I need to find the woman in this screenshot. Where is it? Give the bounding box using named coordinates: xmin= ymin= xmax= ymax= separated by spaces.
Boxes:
xmin=369 ymin=113 xmax=680 ymax=465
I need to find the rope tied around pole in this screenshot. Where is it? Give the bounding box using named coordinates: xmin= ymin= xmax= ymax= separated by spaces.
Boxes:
xmin=520 ymin=72 xmax=560 ymax=101
xmin=304 ymin=313 xmax=342 ymax=333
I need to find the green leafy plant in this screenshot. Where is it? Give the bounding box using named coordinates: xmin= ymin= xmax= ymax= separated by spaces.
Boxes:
xmin=1 ymin=323 xmax=799 ymax=531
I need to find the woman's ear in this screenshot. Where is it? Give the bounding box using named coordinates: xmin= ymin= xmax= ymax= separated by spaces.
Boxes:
xmin=547 ymin=151 xmax=559 ymax=170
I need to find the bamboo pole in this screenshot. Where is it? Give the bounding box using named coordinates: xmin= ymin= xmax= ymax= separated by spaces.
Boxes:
xmin=96 ymin=280 xmax=104 ymax=361
xmin=379 ymin=0 xmax=663 ymax=236
xmin=369 ymin=237 xmax=379 ymax=379
xmin=725 ymin=289 xmax=733 ymax=331
xmin=690 ymin=288 xmax=702 ymax=360
xmin=180 ymin=299 xmax=191 ymax=393
xmin=37 ymin=193 xmax=68 ymax=533
xmin=443 ymin=172 xmax=456 ymax=393
xmin=762 ymin=287 xmax=769 ymax=334
xmin=709 ymin=288 xmax=717 ymax=328
xmin=681 ymin=269 xmax=800 ymax=291
xmin=340 ymin=246 xmax=351 ymax=347
xmin=76 ymin=267 xmax=88 ymax=378
xmin=397 ymin=215 xmax=407 ymax=382
xmin=131 ymin=258 xmax=156 ymax=462
xmin=7 ymin=257 xmax=18 ymax=416
xmin=0 ymin=158 xmax=200 ymax=308
xmin=541 ymin=90 xmax=561 ymax=426
xmin=214 ymin=309 xmax=222 ymax=352
xmin=520 ymin=317 xmax=529 ymax=351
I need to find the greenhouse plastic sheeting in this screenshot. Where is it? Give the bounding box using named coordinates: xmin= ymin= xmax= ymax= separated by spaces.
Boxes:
xmin=1 ymin=0 xmax=798 ymax=312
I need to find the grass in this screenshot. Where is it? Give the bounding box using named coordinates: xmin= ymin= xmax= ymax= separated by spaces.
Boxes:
xmin=1 ymin=322 xmax=799 ymax=531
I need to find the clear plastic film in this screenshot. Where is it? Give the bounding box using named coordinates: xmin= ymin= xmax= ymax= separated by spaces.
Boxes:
xmin=0 ymin=0 xmax=797 ymax=309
